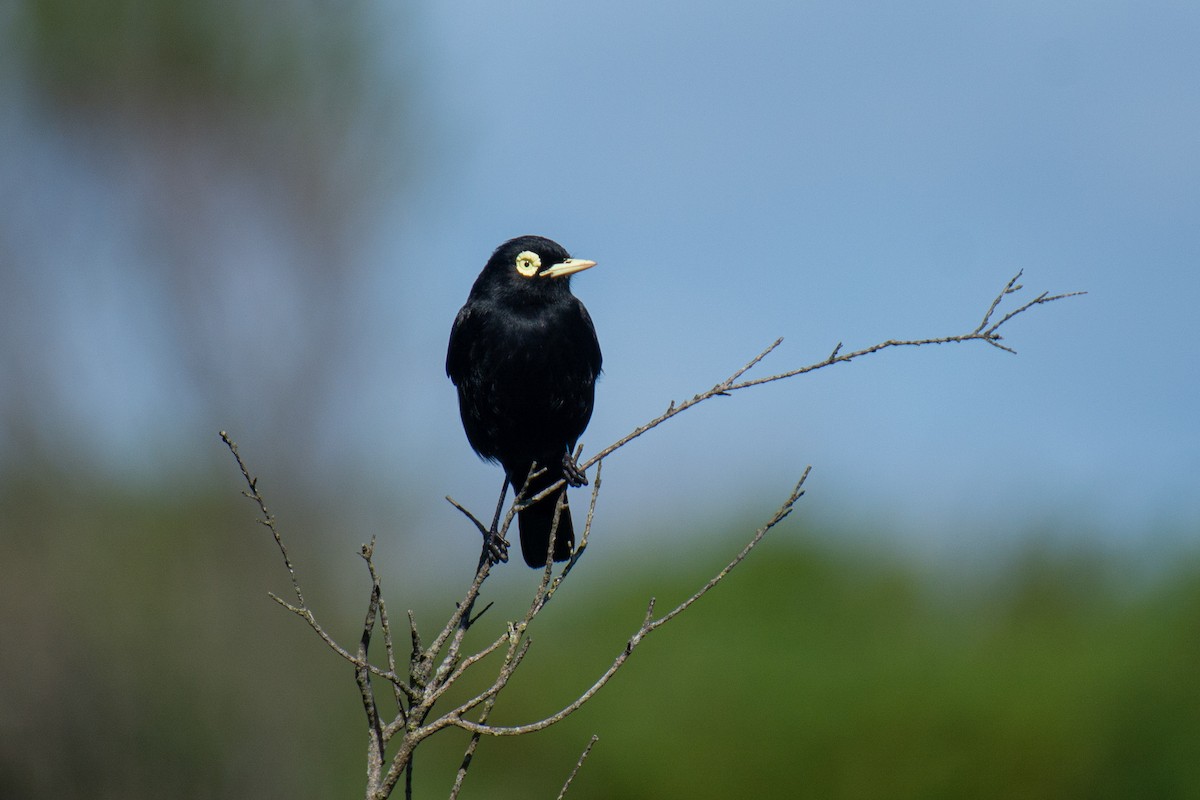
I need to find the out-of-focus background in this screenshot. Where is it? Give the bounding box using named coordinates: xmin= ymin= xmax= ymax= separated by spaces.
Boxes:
xmin=2 ymin=2 xmax=1197 ymax=798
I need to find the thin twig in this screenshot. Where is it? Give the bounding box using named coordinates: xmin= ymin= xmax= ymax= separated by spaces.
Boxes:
xmin=557 ymin=736 xmax=599 ymax=800
xmin=220 ymin=431 xmax=305 ymax=607
xmin=544 ymin=459 xmax=603 ymax=604
xmin=361 ymin=539 xmax=407 ymax=720
xmin=445 ymin=631 xmax=523 ymax=800
xmin=358 ymin=580 xmax=385 ymax=792
xmin=444 ymin=495 xmax=488 ymax=538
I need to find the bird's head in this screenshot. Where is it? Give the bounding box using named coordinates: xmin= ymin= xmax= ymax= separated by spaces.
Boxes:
xmin=476 ymin=235 xmax=596 ymax=301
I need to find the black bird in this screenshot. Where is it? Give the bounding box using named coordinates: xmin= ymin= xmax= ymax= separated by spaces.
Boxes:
xmin=447 ymin=236 xmax=602 ymax=568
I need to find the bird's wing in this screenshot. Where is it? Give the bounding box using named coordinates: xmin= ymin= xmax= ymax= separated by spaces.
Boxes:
xmin=576 ymin=299 xmax=603 ymax=378
xmin=446 ymin=304 xmax=481 ymax=383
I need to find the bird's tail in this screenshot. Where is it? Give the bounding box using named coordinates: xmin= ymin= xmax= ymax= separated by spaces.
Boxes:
xmin=515 ymin=480 xmax=575 ymax=568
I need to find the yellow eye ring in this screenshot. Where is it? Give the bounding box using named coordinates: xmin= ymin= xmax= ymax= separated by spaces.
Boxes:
xmin=514 ymin=251 xmax=541 ymax=277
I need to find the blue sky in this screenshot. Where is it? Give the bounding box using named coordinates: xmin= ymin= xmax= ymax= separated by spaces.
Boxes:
xmin=4 ymin=1 xmax=1197 ymax=564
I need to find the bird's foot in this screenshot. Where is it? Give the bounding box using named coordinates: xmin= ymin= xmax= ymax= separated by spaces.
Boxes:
xmin=562 ymin=453 xmax=588 ymax=487
xmin=484 ymin=528 xmax=510 ymax=565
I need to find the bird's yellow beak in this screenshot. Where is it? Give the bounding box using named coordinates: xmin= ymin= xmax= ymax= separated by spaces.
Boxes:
xmin=540 ymin=258 xmax=597 ymax=279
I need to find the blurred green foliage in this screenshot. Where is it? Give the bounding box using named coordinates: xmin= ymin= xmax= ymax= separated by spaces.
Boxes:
xmin=10 ymin=0 xmax=366 ymax=110
xmin=2 ymin=478 xmax=1197 ymax=799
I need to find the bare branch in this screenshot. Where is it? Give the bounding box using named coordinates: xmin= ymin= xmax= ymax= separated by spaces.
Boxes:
xmin=973 ymin=270 xmax=1024 ymax=334
xmin=724 ymin=336 xmax=784 ymax=386
xmin=445 ymin=627 xmax=528 ymax=800
xmin=516 ymin=274 xmax=1082 ymax=514
xmin=420 ymin=556 xmax=496 ymax=684
xmin=361 ymin=539 xmax=409 ymax=716
xmin=557 ymin=736 xmax=600 ymax=800
xmin=543 ymin=459 xmax=604 ymax=604
xmin=220 ymin=431 xmax=305 ymax=608
xmin=223 ymin=432 xmax=380 ymax=672
xmin=725 ymin=275 xmax=1086 ymax=392
xmin=428 ymin=470 xmax=810 ymax=738
xmin=357 ymin=579 xmax=385 ymax=792
xmin=646 ymin=467 xmax=808 ymax=631
xmin=628 ymin=276 xmax=1074 ymax=462
xmin=444 ymin=495 xmax=488 ymax=538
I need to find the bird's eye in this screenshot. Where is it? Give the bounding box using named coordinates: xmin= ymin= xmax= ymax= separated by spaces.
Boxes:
xmin=514 ymin=251 xmax=541 ymax=278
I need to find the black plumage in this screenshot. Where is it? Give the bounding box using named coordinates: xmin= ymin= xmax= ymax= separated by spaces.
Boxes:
xmin=446 ymin=236 xmax=602 ymax=567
